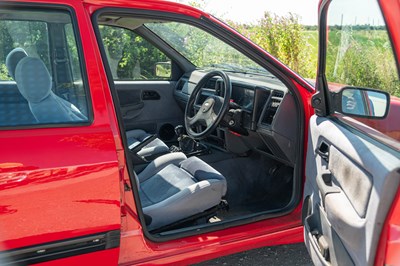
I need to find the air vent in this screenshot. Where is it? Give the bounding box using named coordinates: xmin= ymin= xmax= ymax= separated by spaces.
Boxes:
xmin=175 ymin=79 xmax=185 ymax=91
xmin=272 ymin=90 xmax=284 ymax=98
xmin=261 ymin=90 xmax=284 ymax=125
xmin=215 ymin=79 xmax=225 ymax=96
xmin=205 ymin=78 xmax=217 ymax=89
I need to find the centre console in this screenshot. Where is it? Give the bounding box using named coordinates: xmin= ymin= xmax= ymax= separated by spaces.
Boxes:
xmin=170 ymin=125 xmax=210 ymax=156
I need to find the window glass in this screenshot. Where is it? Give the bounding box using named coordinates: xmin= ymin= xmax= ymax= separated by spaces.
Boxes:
xmin=0 ymin=9 xmax=89 ymax=127
xmin=65 ymin=24 xmax=88 ymax=115
xmin=0 ymin=21 xmax=51 ymax=80
xmin=99 ymin=25 xmax=171 ymax=80
xmin=146 ymin=22 xmax=270 ymax=75
xmin=326 ymin=0 xmax=400 ymax=141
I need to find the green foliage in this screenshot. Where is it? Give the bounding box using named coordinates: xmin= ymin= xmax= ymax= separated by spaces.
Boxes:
xmin=65 ymin=24 xmax=82 ymax=81
xmin=326 ymin=29 xmax=400 ymax=97
xmin=226 ymin=16 xmax=399 ymax=97
xmin=152 ymin=22 xmax=258 ymax=70
xmin=187 ymin=0 xmax=206 ymax=9
xmin=0 ymin=63 xmax=9 ymax=80
xmin=99 ymin=25 xmax=170 ymax=80
xmin=2 ymin=10 xmax=397 ymax=98
xmin=227 ymin=12 xmax=315 ymax=79
xmin=0 ymin=20 xmax=50 ymax=79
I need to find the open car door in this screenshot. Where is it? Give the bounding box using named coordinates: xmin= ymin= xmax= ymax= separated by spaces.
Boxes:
xmin=303 ymin=0 xmax=400 ymax=265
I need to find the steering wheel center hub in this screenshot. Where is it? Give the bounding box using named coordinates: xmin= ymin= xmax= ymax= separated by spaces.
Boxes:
xmin=202 ymin=99 xmax=214 ymax=113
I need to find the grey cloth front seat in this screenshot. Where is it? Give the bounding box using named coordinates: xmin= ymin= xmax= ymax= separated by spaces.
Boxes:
xmin=14 ymin=56 xmax=87 ymax=123
xmin=137 ymin=152 xmax=227 ymax=231
xmin=126 ymin=129 xmax=170 ymax=160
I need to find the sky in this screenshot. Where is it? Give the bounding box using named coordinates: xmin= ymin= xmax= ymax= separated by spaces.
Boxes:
xmin=201 ymin=0 xmax=319 ymax=25
xmin=175 ymin=0 xmax=385 ymax=26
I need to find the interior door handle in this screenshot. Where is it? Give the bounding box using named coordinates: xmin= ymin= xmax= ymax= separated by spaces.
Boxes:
xmin=316 ymin=142 xmax=329 ymax=162
xmin=317 ymin=172 xmax=341 ymax=206
xmin=142 ymin=90 xmax=160 ymax=100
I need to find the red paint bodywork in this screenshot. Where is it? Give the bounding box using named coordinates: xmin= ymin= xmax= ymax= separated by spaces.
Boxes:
xmin=374 ymin=0 xmax=400 ymax=264
xmin=0 ymin=0 xmax=398 ymax=265
xmin=0 ymin=1 xmax=123 ymax=264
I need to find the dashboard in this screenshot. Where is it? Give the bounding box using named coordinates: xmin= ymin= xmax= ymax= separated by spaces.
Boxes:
xmin=174 ymin=70 xmax=288 ymax=129
xmin=174 ymin=69 xmax=298 ymax=166
xmin=231 ymin=85 xmax=254 ymax=111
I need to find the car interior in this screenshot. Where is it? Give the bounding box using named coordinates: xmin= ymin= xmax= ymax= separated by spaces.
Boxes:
xmin=0 ymin=9 xmax=303 ymax=239
xmin=2 ymin=3 xmax=400 ymax=265
xmin=96 ymin=12 xmax=304 ymax=238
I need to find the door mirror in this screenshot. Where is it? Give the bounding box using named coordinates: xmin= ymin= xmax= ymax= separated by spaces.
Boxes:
xmin=336 ymin=87 xmax=390 ymax=118
xmin=154 ymin=61 xmax=171 ymax=78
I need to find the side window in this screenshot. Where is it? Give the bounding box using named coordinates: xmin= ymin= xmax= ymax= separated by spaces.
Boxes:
xmin=65 ymin=24 xmax=88 ymax=116
xmin=99 ymin=25 xmax=171 ymax=81
xmin=0 ymin=8 xmax=89 ymax=127
xmin=326 ymin=0 xmax=400 ymax=141
xmin=0 ymin=21 xmax=51 ymax=79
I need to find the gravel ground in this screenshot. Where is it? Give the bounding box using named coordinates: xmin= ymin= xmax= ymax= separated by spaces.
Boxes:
xmin=195 ymin=243 xmax=312 ymax=266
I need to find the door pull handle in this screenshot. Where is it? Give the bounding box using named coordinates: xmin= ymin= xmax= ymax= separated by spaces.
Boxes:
xmin=317 ymin=172 xmax=341 ymax=206
xmin=316 ymin=142 xmax=329 ymax=162
xmin=316 ymin=149 xmax=329 ymax=161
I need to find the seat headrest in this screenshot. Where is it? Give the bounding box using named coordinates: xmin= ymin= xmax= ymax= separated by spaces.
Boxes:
xmin=15 ymin=57 xmax=52 ymax=103
xmin=5 ymin=48 xmax=28 ymax=80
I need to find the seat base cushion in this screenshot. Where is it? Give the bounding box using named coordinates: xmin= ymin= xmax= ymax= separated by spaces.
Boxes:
xmin=137 ymin=153 xmax=227 ymax=230
xmin=140 ymin=164 xmax=196 ymax=207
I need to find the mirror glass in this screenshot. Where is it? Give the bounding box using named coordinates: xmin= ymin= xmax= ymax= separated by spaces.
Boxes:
xmin=154 ymin=62 xmax=171 ymax=78
xmin=340 ymin=87 xmax=389 ymax=118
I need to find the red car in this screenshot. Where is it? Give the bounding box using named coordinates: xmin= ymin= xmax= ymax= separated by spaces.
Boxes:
xmin=0 ymin=0 xmax=399 ymax=265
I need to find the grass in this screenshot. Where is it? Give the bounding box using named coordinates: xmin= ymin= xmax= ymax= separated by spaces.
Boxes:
xmin=301 ymin=31 xmax=318 ymax=79
xmin=235 ymin=24 xmax=400 ymax=97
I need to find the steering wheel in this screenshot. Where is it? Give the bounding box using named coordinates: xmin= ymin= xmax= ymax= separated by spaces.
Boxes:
xmin=184 ymin=70 xmax=232 ymax=139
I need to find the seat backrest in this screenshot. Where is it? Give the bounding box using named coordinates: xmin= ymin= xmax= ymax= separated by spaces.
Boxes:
xmin=6 ymin=48 xmax=28 ymax=80
xmin=2 ymin=48 xmax=37 ymax=126
xmin=14 ymin=56 xmax=87 ymax=123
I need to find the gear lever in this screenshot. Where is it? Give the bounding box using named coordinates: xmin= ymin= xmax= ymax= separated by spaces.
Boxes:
xmin=174 ymin=125 xmax=196 ymax=152
xmin=175 ymin=125 xmax=185 ymax=140
xmin=172 ymin=125 xmax=208 ymax=155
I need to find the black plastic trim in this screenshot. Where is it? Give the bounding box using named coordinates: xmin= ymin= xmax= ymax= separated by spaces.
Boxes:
xmin=0 ymin=2 xmax=94 ymax=131
xmin=0 ymin=230 xmax=120 ymax=265
xmin=91 ymin=7 xmax=306 ymax=243
xmin=313 ymin=0 xmax=331 ymax=117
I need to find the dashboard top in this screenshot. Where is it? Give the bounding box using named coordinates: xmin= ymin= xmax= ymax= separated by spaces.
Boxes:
xmin=176 ymin=70 xmax=288 ymax=96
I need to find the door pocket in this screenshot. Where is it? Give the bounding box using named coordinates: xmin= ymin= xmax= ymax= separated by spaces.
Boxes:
xmin=328 ymin=146 xmax=372 ymax=218
xmin=304 ymin=205 xmax=330 ymax=265
xmin=304 ymin=204 xmax=355 ymax=266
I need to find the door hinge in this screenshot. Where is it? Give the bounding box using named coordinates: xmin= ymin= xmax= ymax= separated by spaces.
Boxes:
xmin=124 ymin=182 xmax=131 ymax=191
xmin=311 ymin=91 xmax=328 ymax=117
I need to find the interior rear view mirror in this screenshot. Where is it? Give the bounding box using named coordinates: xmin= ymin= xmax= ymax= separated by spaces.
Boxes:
xmin=336 ymin=87 xmax=390 ymax=119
